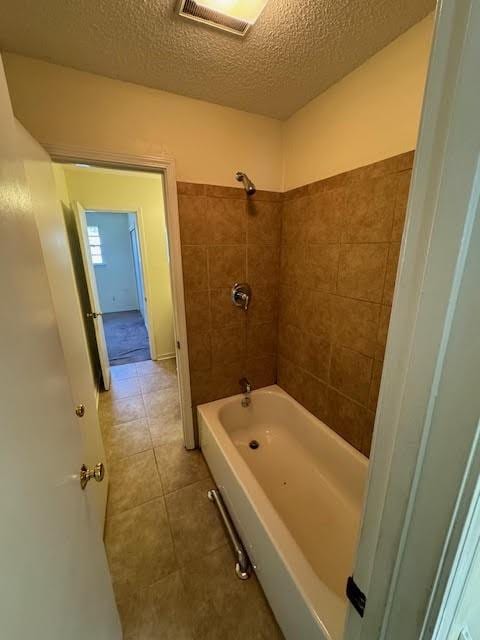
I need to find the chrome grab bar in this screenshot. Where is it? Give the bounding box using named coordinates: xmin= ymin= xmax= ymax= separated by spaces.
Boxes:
xmin=207 ymin=488 xmax=251 ymax=580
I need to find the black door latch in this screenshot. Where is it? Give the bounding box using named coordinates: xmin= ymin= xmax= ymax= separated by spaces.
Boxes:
xmin=346 ymin=576 xmax=366 ymax=618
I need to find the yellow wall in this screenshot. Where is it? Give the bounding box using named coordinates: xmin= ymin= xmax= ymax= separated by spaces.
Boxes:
xmin=3 ymin=53 xmax=283 ymax=192
xmin=52 ymin=163 xmax=101 ymax=380
xmin=2 ymin=13 xmax=434 ymax=193
xmin=58 ymin=165 xmax=175 ymax=360
xmin=282 ymin=14 xmax=435 ymax=189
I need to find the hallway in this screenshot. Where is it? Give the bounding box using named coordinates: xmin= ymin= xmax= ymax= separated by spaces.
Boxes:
xmin=99 ymin=359 xmax=282 ymax=639
xmin=103 ymin=310 xmax=151 ymax=365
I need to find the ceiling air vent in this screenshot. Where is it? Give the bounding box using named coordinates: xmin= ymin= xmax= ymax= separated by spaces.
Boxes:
xmin=177 ymin=0 xmax=250 ymax=36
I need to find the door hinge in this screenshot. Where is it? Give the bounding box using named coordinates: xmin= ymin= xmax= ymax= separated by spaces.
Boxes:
xmin=346 ymin=576 xmax=366 ymax=618
xmin=176 ymin=340 xmax=181 ymax=349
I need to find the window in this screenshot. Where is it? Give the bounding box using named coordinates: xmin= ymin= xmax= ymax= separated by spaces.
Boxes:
xmin=87 ymin=225 xmax=104 ymax=265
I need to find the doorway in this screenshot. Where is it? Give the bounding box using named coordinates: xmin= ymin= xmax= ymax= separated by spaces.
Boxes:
xmin=83 ymin=210 xmax=151 ymax=366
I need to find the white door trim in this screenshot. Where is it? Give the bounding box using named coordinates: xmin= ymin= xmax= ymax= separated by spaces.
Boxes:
xmin=82 ymin=206 xmax=157 ymax=362
xmin=45 ymin=145 xmax=195 ymax=450
xmin=344 ymin=0 xmax=480 ymax=637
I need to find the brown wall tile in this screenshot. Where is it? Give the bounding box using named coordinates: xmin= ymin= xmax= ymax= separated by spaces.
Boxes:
xmin=247 ymin=321 xmax=277 ymax=356
xmin=327 ymin=388 xmax=370 ymax=453
xmin=337 ymin=243 xmax=389 ymax=303
xmin=211 ymin=325 xmax=246 ymax=366
xmin=331 ymin=295 xmax=381 ymax=358
xmin=247 ymin=200 xmax=282 ymax=245
xmin=247 ymin=285 xmax=277 ymax=324
xmin=376 ymin=304 xmax=392 ymax=361
xmin=306 ymin=189 xmax=345 ymax=243
xmin=361 ymin=412 xmax=376 ymax=457
xmin=278 ymin=322 xmax=303 ymax=365
xmin=277 ymin=356 xmax=303 ymax=402
xmin=208 ymin=246 xmax=246 ymax=288
xmin=343 ymin=174 xmax=397 ymax=243
xmin=368 ymin=359 xmax=383 ymax=411
xmin=210 ymin=360 xmax=246 ymax=399
xmin=282 ymin=196 xmax=309 ymax=245
xmin=188 ymin=331 xmax=211 ymax=372
xmin=246 ymin=354 xmax=276 ymax=388
xmin=281 ymin=242 xmax=307 ymax=289
xmin=206 ymin=197 xmax=246 ymax=244
xmin=300 ymin=332 xmax=331 ymax=383
xmin=392 ymin=170 xmax=412 ymax=241
xmin=177 ymin=182 xmax=206 ymax=196
xmin=178 ymin=195 xmax=208 ymax=245
xmin=210 ymin=288 xmax=245 ymax=328
xmin=306 ymin=243 xmax=340 ymax=293
xmin=205 ymin=185 xmax=245 ymax=199
xmin=330 ymin=345 xmax=373 ymax=405
xmin=184 ymin=289 xmax=210 ymax=333
xmin=303 ymin=371 xmax=329 ymax=421
xmin=182 ymin=246 xmax=208 ymax=291
xmin=303 ymin=290 xmax=332 ymax=341
xmin=383 ymin=242 xmax=401 ymax=305
xmin=247 ymin=245 xmax=280 ymax=285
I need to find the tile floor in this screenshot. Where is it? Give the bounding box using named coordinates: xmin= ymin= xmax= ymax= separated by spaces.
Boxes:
xmin=99 ymin=358 xmax=283 ymax=639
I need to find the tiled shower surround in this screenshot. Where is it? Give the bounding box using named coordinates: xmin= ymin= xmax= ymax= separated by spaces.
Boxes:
xmin=178 ymin=150 xmax=413 ymax=455
xmin=177 ymin=183 xmax=281 ymax=428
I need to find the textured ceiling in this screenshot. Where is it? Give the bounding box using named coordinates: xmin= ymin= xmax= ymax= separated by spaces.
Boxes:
xmin=0 ymin=0 xmax=434 ymax=119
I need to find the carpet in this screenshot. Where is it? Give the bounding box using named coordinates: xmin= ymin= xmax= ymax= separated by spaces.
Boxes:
xmin=102 ymin=310 xmax=151 ymax=365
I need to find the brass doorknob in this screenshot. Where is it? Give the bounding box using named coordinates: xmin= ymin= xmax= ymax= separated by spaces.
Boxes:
xmin=75 ymin=404 xmax=85 ymax=418
xmin=80 ymin=462 xmax=105 ymax=490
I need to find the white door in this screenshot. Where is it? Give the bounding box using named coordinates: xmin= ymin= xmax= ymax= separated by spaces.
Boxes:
xmin=74 ymin=201 xmax=111 ymax=390
xmin=17 ymin=124 xmax=108 ymax=527
xmin=0 ymin=58 xmax=120 ymax=639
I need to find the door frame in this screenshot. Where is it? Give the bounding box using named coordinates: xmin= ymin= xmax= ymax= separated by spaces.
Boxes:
xmin=128 ymin=215 xmax=148 ymax=329
xmin=45 ymin=146 xmax=195 ymax=450
xmin=82 ymin=206 xmax=157 ymax=362
xmin=344 ymin=0 xmax=480 ymax=638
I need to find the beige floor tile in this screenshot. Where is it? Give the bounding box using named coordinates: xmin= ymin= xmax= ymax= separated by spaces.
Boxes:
xmin=105 ymin=498 xmax=177 ymax=602
xmin=143 ymin=387 xmax=179 ymax=421
xmin=154 ymin=442 xmax=210 ymax=494
xmin=148 ymin=572 xmax=195 ymax=640
xmin=105 ymin=418 xmax=152 ymax=462
xmin=165 ymin=478 xmax=227 ymax=567
xmin=140 ymin=371 xmax=177 ymax=394
xmin=100 ymin=395 xmax=146 ymax=427
xmin=116 ymin=585 xmax=151 ymax=640
xmin=111 ymin=363 xmax=138 ymax=381
xmin=107 ymin=376 xmax=142 ymax=400
xmin=117 ymin=573 xmax=194 ymax=640
xmin=136 ymin=358 xmax=176 ymax=377
xmin=148 ymin=415 xmax=183 ymax=448
xmin=181 ymin=545 xmax=283 ymax=640
xmin=107 ymin=450 xmax=162 ymax=516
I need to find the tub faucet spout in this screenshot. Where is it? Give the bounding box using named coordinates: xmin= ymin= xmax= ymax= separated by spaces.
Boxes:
xmin=239 ymin=377 xmax=252 ymax=407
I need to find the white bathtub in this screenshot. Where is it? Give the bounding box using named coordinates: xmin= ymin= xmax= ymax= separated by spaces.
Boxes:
xmin=198 ymin=385 xmax=368 ymax=640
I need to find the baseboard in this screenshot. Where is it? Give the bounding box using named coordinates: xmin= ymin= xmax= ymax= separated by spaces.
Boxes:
xmin=154 ymin=352 xmax=176 ymax=361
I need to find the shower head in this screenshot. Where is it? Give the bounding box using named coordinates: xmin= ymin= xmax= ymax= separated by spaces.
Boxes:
xmin=235 ymin=171 xmax=256 ymax=196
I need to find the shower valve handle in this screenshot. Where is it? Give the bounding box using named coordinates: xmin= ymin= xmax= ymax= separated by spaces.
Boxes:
xmin=231 ymin=283 xmax=251 ymax=312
